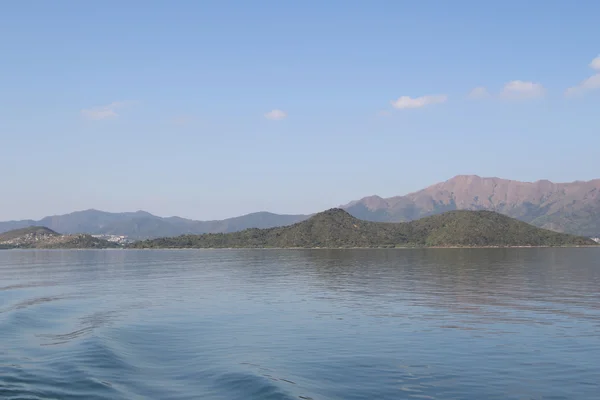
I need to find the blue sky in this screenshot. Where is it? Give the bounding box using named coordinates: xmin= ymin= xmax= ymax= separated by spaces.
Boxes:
xmin=1 ymin=0 xmax=599 ymax=220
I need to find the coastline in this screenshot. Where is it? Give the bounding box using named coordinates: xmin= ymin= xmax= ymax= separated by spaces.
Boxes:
xmin=126 ymin=244 xmax=599 ymax=250
xmin=2 ymin=243 xmax=598 ymax=251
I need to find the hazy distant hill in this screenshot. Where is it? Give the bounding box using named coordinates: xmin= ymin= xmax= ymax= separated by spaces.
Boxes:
xmin=0 ymin=210 xmax=309 ymax=239
xmin=343 ymin=175 xmax=600 ymax=237
xmin=130 ymin=209 xmax=596 ymax=249
xmin=0 ymin=226 xmax=118 ymax=249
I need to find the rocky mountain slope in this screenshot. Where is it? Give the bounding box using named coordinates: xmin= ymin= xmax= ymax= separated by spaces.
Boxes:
xmin=130 ymin=209 xmax=596 ymax=249
xmin=343 ymin=175 xmax=600 ymax=237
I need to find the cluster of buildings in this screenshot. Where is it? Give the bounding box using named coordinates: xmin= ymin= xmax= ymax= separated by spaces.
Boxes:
xmin=592 ymin=237 xmax=600 ymax=243
xmin=91 ymin=234 xmax=131 ymax=244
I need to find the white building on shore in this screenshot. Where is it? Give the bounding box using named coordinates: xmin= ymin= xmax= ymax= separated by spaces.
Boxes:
xmin=91 ymin=234 xmax=131 ymax=244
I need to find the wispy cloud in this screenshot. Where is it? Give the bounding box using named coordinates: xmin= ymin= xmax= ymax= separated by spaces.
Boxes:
xmin=565 ymin=74 xmax=600 ymax=97
xmin=390 ymin=94 xmax=447 ymax=109
xmin=566 ymin=55 xmax=600 ymax=97
xmin=467 ymin=86 xmax=491 ymax=100
xmin=501 ymin=80 xmax=545 ymax=99
xmin=376 ymin=110 xmax=391 ymax=117
xmin=264 ymin=109 xmax=287 ymax=120
xmin=81 ymin=101 xmax=133 ymax=120
xmin=590 ymin=55 xmax=600 ymax=70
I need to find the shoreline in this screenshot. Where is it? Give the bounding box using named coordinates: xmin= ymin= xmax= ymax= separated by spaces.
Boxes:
xmin=126 ymin=244 xmax=599 ymax=250
xmin=2 ymin=245 xmax=598 ymax=251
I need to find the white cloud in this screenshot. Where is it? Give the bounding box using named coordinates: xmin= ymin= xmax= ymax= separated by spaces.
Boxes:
xmin=264 ymin=109 xmax=287 ymax=120
xmin=390 ymin=94 xmax=447 ymax=109
xmin=590 ymin=55 xmax=600 ymax=70
xmin=566 ymin=73 xmax=600 ymax=97
xmin=501 ymin=80 xmax=545 ymax=99
xmin=81 ymin=101 xmax=132 ymax=120
xmin=467 ymin=86 xmax=491 ymax=99
xmin=565 ymin=55 xmax=600 ymax=97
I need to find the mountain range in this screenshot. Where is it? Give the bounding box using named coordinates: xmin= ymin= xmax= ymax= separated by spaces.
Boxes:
xmin=0 ymin=209 xmax=308 ymax=239
xmin=343 ymin=175 xmax=600 ymax=237
xmin=2 ymin=175 xmax=599 ymax=239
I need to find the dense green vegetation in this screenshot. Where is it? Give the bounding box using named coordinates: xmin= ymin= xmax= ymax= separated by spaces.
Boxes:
xmin=130 ymin=209 xmax=597 ymax=249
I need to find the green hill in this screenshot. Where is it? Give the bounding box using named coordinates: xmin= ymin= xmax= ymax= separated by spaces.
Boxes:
xmin=130 ymin=209 xmax=597 ymax=249
xmin=0 ymin=226 xmax=119 ymax=249
xmin=0 ymin=226 xmax=59 ymax=242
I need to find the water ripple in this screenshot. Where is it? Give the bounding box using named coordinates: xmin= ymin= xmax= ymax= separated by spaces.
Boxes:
xmin=0 ymin=248 xmax=599 ymax=399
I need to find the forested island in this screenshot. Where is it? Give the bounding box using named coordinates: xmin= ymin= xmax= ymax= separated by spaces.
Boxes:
xmin=129 ymin=209 xmax=597 ymax=249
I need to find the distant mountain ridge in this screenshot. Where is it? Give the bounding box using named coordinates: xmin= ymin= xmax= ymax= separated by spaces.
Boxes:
xmin=2 ymin=175 xmax=599 ymax=239
xmin=0 ymin=209 xmax=309 ymax=239
xmin=342 ymin=175 xmax=600 ymax=237
xmin=130 ymin=209 xmax=596 ymax=249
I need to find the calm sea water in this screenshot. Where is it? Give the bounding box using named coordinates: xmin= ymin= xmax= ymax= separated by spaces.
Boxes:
xmin=1 ymin=249 xmax=599 ymax=399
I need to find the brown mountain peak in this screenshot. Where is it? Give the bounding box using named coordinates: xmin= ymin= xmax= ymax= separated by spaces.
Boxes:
xmin=342 ymin=176 xmax=600 ymax=236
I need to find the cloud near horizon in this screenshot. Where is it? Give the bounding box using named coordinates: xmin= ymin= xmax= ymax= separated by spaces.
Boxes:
xmin=500 ymin=80 xmax=545 ymax=99
xmin=81 ymin=101 xmax=133 ymax=120
xmin=264 ymin=109 xmax=288 ymax=120
xmin=565 ymin=55 xmax=600 ymax=97
xmin=390 ymin=94 xmax=448 ymax=109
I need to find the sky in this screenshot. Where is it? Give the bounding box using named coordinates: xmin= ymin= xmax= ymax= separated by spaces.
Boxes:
xmin=1 ymin=0 xmax=599 ymax=221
